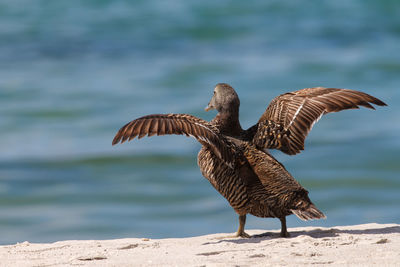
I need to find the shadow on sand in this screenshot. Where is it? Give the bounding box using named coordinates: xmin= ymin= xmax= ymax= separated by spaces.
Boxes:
xmin=203 ymin=225 xmax=400 ymax=245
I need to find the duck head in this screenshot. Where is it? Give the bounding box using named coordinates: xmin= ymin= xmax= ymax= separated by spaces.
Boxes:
xmin=205 ymin=83 xmax=240 ymax=113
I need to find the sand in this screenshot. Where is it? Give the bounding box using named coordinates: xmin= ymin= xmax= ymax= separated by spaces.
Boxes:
xmin=1 ymin=223 xmax=399 ymax=266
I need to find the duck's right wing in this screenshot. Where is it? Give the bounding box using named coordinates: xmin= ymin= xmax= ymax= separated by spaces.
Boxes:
xmin=112 ymin=113 xmax=237 ymax=168
xmin=250 ymin=87 xmax=387 ymax=155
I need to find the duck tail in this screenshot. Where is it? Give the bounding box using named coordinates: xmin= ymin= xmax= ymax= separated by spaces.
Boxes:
xmin=291 ymin=203 xmax=326 ymax=221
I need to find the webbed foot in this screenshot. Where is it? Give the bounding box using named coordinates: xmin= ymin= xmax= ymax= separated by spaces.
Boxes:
xmin=216 ymin=214 xmax=251 ymax=239
xmin=236 ymin=230 xmax=251 ymax=238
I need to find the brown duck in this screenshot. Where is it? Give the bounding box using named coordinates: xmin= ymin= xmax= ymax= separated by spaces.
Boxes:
xmin=112 ymin=83 xmax=386 ymax=237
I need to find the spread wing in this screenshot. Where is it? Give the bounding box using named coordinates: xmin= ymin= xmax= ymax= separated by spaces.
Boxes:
xmin=251 ymin=87 xmax=387 ymax=155
xmin=112 ymin=113 xmax=238 ymax=168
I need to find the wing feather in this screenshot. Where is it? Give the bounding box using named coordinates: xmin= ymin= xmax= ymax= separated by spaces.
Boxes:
xmin=250 ymin=87 xmax=387 ymax=155
xmin=157 ymin=119 xmax=166 ymax=135
xmin=112 ymin=114 xmax=238 ymax=168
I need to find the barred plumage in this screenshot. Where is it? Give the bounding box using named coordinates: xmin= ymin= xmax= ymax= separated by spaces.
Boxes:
xmin=252 ymin=120 xmax=290 ymax=151
xmin=112 ymin=114 xmax=238 ymax=168
xmin=254 ymin=87 xmax=387 ymax=155
xmin=198 ymin=147 xmax=249 ymax=213
xmin=113 ymin=83 xmax=386 ymax=238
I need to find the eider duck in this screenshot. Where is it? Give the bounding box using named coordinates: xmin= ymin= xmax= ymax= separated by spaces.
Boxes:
xmin=112 ymin=83 xmax=386 ymax=238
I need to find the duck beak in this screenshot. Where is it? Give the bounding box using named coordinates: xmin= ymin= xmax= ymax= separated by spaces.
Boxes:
xmin=205 ymin=104 xmax=213 ymax=112
xmin=205 ymin=101 xmax=214 ymax=111
xmin=205 ymin=92 xmax=216 ymax=111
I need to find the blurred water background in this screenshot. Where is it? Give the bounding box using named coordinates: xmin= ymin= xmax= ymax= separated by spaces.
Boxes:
xmin=0 ymin=0 xmax=399 ymax=245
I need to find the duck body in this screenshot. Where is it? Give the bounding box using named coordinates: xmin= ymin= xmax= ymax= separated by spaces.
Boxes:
xmin=198 ymin=142 xmax=312 ymax=219
xmin=112 ymin=83 xmax=386 ymax=237
xmin=198 ymin=90 xmax=323 ymax=236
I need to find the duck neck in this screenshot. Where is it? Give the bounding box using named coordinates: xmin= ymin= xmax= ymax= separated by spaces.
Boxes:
xmin=213 ymin=109 xmax=242 ymax=137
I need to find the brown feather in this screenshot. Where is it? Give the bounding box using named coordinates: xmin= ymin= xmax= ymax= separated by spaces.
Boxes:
xmin=112 ymin=83 xmax=385 ymax=238
xmin=253 ymin=87 xmax=387 ymax=155
xmin=157 ymin=119 xmax=166 ymax=135
xmin=112 ymin=114 xmax=237 ymax=168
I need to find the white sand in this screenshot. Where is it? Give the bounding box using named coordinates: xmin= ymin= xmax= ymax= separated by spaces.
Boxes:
xmin=1 ymin=223 xmax=399 ymax=266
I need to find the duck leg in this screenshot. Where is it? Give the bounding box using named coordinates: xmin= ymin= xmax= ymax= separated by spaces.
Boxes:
xmin=279 ymin=216 xmax=290 ymax=237
xmin=216 ymin=214 xmax=250 ymax=239
xmin=235 ymin=214 xmax=250 ymax=238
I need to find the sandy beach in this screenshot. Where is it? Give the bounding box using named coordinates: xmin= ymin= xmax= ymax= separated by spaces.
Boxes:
xmin=0 ymin=223 xmax=399 ymax=266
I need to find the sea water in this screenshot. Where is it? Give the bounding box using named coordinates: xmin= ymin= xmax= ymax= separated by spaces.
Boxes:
xmin=0 ymin=0 xmax=399 ymax=244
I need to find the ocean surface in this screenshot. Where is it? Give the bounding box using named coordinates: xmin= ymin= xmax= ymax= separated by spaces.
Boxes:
xmin=0 ymin=1 xmax=399 ymax=245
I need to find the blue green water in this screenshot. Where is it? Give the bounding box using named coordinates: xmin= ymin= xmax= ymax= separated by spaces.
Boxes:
xmin=0 ymin=1 xmax=399 ymax=245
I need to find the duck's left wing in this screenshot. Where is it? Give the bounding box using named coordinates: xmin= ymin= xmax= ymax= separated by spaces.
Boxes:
xmin=112 ymin=113 xmax=237 ymax=168
xmin=248 ymin=87 xmax=387 ymax=155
